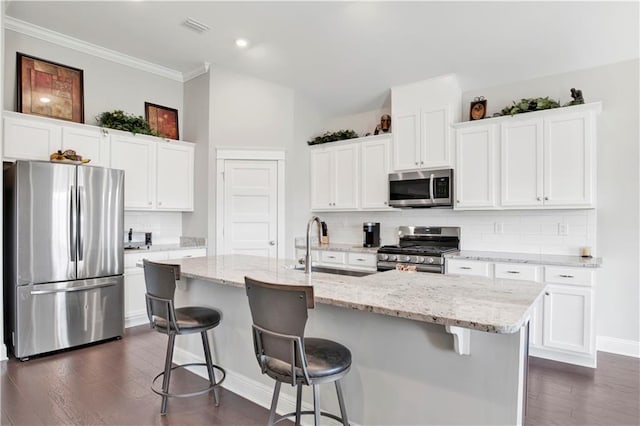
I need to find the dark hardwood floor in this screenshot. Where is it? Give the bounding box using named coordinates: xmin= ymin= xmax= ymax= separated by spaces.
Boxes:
xmin=1 ymin=325 xmax=638 ymax=425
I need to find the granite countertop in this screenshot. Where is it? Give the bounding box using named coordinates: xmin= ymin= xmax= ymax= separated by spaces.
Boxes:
xmin=446 ymin=250 xmax=602 ymax=268
xmin=124 ymin=244 xmax=207 ymax=254
xmin=161 ymin=254 xmax=545 ymax=334
xmin=294 ymin=242 xmax=379 ymax=254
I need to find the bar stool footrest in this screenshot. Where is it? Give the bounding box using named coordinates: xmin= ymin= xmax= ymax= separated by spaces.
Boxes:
xmin=274 ymin=410 xmax=347 ymax=425
xmin=151 ymin=362 xmax=226 ymax=399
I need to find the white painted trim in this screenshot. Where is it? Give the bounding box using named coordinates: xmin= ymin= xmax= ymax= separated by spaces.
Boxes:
xmin=172 ymin=346 xmax=361 ymax=426
xmin=4 ymin=16 xmax=185 ymax=82
xmin=125 ymin=312 xmax=149 ymax=329
xmin=216 ymin=148 xmax=286 ymax=161
xmin=182 ymin=61 xmax=210 ymax=82
xmin=444 ymin=325 xmax=470 ymax=355
xmin=216 ymin=150 xmax=286 ymax=258
xmin=597 ymin=336 xmax=640 ymax=358
xmin=530 ymin=347 xmax=597 ymax=368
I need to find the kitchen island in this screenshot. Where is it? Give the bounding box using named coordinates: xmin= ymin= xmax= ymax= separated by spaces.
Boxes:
xmin=163 ymin=254 xmax=545 ymax=425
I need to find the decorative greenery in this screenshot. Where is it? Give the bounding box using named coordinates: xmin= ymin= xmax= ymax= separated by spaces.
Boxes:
xmin=96 ymin=110 xmax=159 ymax=136
xmin=497 ymin=97 xmax=561 ymax=117
xmin=307 ymin=129 xmax=359 ymax=145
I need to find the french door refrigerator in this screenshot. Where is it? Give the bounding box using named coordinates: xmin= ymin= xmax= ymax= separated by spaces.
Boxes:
xmin=4 ymin=160 xmax=125 ymax=359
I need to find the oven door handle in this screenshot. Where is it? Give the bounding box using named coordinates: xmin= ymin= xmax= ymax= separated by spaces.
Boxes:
xmin=429 ymin=173 xmax=435 ymax=203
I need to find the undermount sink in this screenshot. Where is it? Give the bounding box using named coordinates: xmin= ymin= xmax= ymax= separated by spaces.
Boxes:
xmin=285 ymin=264 xmax=375 ymax=277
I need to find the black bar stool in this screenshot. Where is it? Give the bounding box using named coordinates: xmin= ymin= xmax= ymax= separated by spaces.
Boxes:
xmin=143 ymin=259 xmax=226 ymax=415
xmin=245 ymin=276 xmax=351 ymax=426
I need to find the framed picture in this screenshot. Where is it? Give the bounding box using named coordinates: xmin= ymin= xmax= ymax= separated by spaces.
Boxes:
xmin=469 ymin=96 xmax=487 ymax=120
xmin=145 ymin=102 xmax=179 ymax=140
xmin=17 ymin=52 xmax=84 ymax=123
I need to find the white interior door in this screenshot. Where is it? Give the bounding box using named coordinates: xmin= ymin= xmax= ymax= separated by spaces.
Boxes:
xmin=223 ymin=160 xmax=278 ymax=258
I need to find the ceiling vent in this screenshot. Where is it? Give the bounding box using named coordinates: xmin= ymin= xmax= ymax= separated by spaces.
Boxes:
xmin=183 ymin=17 xmax=211 ymax=33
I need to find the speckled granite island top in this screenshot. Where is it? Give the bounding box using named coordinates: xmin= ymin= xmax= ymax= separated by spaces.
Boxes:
xmin=445 ymin=250 xmax=602 ymax=268
xmin=162 ymin=254 xmax=546 ymax=334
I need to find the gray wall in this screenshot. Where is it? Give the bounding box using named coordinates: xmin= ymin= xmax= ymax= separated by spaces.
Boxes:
xmin=182 ymin=72 xmax=210 ymax=242
xmin=3 ymin=30 xmax=183 ymax=129
xmin=463 ymin=59 xmax=640 ymax=346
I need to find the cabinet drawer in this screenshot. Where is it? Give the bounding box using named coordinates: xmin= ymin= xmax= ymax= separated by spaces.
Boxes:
xmin=446 ymin=259 xmax=491 ymax=277
xmin=544 ymin=266 xmax=593 ymax=287
xmin=347 ymin=252 xmax=377 ymax=268
xmin=124 ymin=251 xmax=169 ymax=269
xmin=320 ymin=251 xmax=346 ymax=265
xmin=495 ymin=263 xmax=541 ymax=282
xmin=168 ymin=248 xmax=207 ymax=259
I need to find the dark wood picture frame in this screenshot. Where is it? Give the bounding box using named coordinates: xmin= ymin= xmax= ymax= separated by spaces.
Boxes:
xmin=17 ymin=52 xmax=84 ymax=123
xmin=145 ymin=102 xmax=179 ymax=140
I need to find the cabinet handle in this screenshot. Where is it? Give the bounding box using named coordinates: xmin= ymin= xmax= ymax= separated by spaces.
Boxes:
xmin=506 ymin=271 xmax=520 ymax=274
xmin=459 ymin=266 xmax=472 ymax=270
xmin=356 ymin=258 xmax=365 ymax=262
xmin=328 ymin=255 xmax=336 ymax=259
xmin=558 ymin=274 xmax=574 ymax=278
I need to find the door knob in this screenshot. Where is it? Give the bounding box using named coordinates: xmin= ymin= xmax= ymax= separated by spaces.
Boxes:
xmin=269 ymin=241 xmax=276 ymax=246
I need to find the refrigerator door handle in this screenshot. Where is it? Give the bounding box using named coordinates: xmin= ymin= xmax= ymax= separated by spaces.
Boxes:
xmin=78 ymin=186 xmax=84 ymax=261
xmin=70 ymin=186 xmax=77 ymax=262
xmin=30 ymin=282 xmax=116 ymax=295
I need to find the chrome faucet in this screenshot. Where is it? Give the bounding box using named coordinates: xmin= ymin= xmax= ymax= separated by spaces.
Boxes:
xmin=305 ymin=216 xmax=323 ymax=274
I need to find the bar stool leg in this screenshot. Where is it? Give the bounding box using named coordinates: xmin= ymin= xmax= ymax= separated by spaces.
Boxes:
xmin=313 ymin=384 xmax=321 ymax=426
xmin=295 ymin=383 xmax=303 ymax=426
xmin=335 ymin=379 xmax=349 ymax=426
xmin=201 ymin=331 xmax=219 ymax=406
xmin=160 ymin=333 xmax=176 ymax=415
xmin=268 ymin=381 xmax=281 ymax=426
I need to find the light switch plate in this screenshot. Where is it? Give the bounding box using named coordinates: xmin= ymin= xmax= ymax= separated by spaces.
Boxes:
xmin=558 ymin=223 xmax=569 ymax=236
xmin=494 ymin=222 xmax=504 ymax=234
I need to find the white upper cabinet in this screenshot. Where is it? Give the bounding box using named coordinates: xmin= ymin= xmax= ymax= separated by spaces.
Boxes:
xmin=3 ymin=114 xmax=61 ymax=160
xmin=310 ymin=142 xmax=359 ymax=210
xmin=501 ymin=118 xmax=544 ymax=207
xmin=110 ymin=134 xmax=156 ymax=210
xmin=391 ymin=75 xmax=461 ymax=171
xmin=156 ymin=142 xmax=194 ymax=211
xmin=454 ymin=102 xmax=601 ymax=211
xmin=455 ymin=123 xmax=497 ymax=209
xmin=61 ymin=125 xmax=110 ymax=167
xmin=310 ymin=149 xmax=333 ymax=210
xmin=361 ymin=137 xmax=392 ymax=209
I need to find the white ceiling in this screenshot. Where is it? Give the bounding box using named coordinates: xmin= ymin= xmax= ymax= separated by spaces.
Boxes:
xmin=5 ymin=1 xmax=639 ymax=116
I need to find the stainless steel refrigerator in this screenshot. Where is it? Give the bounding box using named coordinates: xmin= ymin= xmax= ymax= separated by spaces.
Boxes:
xmin=4 ymin=160 xmax=125 ymax=359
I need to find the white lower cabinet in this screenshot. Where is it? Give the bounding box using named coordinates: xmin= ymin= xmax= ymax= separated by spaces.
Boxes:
xmin=446 ymin=258 xmax=596 ymax=367
xmin=296 ymin=248 xmax=377 ymax=272
xmin=124 ymin=248 xmax=206 ymax=327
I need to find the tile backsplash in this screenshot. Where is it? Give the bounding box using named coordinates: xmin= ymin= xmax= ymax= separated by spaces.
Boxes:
xmin=317 ymin=208 xmax=597 ymax=256
xmin=124 ymin=211 xmax=183 ymax=245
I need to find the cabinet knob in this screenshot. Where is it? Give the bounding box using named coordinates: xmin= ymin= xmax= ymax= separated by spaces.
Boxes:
xmin=545 ymin=292 xmax=550 ymax=296
xmin=456 ymin=200 xmax=460 ymax=203
xmin=384 ymin=201 xmax=388 ymax=205
xmin=158 ymin=201 xmax=162 ymax=206
xmin=415 ymin=162 xmax=419 ymax=165
xmin=537 ymin=197 xmax=542 ymax=201
xmin=420 ymin=161 xmax=424 ymax=165
xmin=544 ymin=197 xmax=549 ymax=201
xmin=148 ymin=201 xmax=152 ymax=206
xmin=269 ymin=241 xmax=276 ymax=246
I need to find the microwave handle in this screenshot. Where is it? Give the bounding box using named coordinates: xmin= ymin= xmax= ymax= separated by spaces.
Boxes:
xmin=429 ymin=173 xmax=435 ymax=203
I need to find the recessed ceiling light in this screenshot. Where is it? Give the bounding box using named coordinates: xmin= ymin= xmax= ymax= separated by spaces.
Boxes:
xmin=183 ymin=17 xmax=210 ymax=33
xmin=39 ymin=97 xmax=51 ymax=104
xmin=235 ymin=38 xmax=249 ymax=48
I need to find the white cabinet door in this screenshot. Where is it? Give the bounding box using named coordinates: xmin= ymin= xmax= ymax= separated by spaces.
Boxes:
xmin=421 ymin=107 xmax=450 ymax=168
xmin=62 ymin=126 xmax=110 ymax=167
xmin=310 ymin=149 xmax=333 ymax=210
xmin=110 ymin=135 xmax=156 ymax=210
xmin=156 ymin=143 xmax=194 ymax=211
xmin=3 ymin=116 xmax=61 ymax=160
xmin=455 ymin=124 xmax=497 ymax=209
xmin=333 ymin=144 xmax=359 ymax=209
xmin=361 ymin=138 xmax=391 ymax=209
xmin=393 ymin=112 xmax=420 ymax=171
xmin=544 ymin=111 xmax=594 ymax=207
xmin=501 ymin=118 xmax=543 ymax=207
xmin=543 ymin=285 xmax=593 ymax=354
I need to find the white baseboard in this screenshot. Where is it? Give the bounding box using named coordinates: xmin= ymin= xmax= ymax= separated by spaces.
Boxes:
xmin=529 ymin=347 xmax=597 ymax=368
xmin=597 ymin=336 xmax=640 ymax=358
xmin=172 ymin=346 xmax=356 ymax=426
xmin=125 ymin=312 xmax=149 ymax=329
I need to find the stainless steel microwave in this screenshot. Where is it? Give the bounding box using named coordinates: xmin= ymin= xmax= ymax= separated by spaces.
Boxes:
xmin=388 ymin=169 xmax=453 ymax=208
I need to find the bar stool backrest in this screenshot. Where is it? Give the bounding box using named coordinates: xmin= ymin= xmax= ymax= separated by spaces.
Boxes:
xmin=245 ymin=277 xmax=315 ymax=384
xmin=143 ymin=259 xmax=181 ymax=333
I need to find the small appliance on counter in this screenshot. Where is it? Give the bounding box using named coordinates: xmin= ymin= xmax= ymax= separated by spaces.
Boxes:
xmin=363 ymin=222 xmax=381 ymax=247
xmin=124 ymin=228 xmax=152 ymax=249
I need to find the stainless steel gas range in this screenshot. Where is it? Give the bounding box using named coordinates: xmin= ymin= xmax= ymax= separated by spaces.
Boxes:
xmin=377 ymin=226 xmax=460 ymax=273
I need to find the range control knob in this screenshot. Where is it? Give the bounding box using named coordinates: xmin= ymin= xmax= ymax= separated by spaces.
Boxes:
xmin=388 ymin=255 xmax=398 ymax=262
xmin=378 ymin=254 xmax=389 ymax=261
xmin=427 ymin=257 xmax=435 ymax=264
xmin=399 ymin=255 xmax=411 ymax=262
xmin=416 ymin=256 xmax=426 ymax=263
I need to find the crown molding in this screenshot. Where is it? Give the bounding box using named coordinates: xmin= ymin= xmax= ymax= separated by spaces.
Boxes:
xmin=183 ymin=61 xmax=210 ymax=82
xmin=4 ymin=16 xmax=184 ymax=82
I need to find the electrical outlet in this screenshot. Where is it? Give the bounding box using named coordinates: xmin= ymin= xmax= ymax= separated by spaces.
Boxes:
xmin=494 ymin=222 xmax=504 ymax=234
xmin=558 ymin=223 xmax=569 ymax=236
